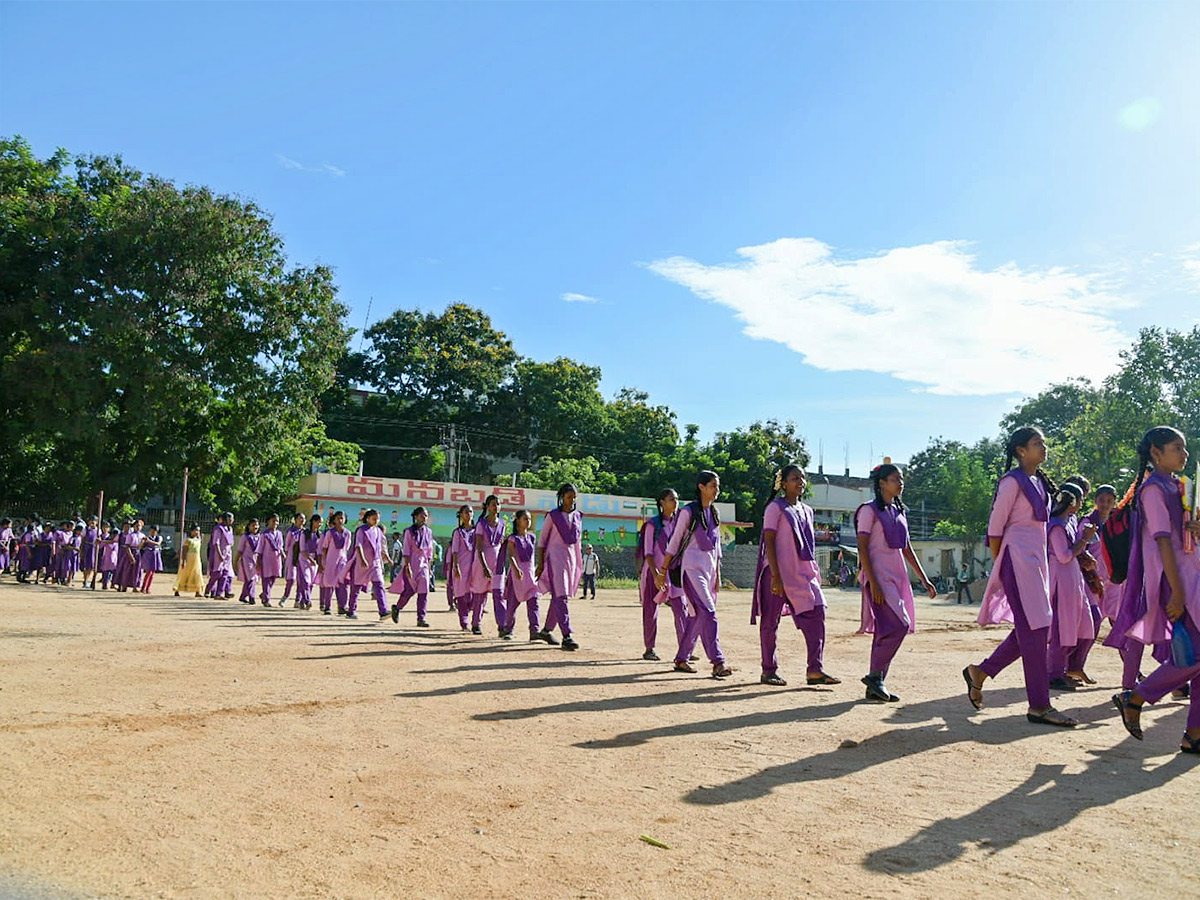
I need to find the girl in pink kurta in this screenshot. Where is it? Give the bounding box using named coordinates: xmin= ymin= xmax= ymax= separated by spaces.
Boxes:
xmin=317 ymin=511 xmax=351 ymax=615
xmin=537 ymin=484 xmax=583 ymax=650
xmin=964 ymin=427 xmax=1077 ymax=728
xmin=501 ymin=510 xmax=545 ymax=640
xmin=294 ymin=514 xmax=323 ymax=610
xmin=235 ymin=519 xmax=261 ymax=604
xmin=1045 ymin=484 xmax=1097 ymax=691
xmin=347 ymin=509 xmax=392 ymax=621
xmin=257 ymin=514 xmax=285 ymax=607
xmin=469 ymin=495 xmax=507 ymax=637
xmin=637 ymin=489 xmax=687 ymax=662
xmin=661 ymin=471 xmax=729 ymax=677
xmin=280 ymin=513 xmax=306 ymax=605
xmin=97 ymin=522 xmax=119 ymax=590
xmin=1112 ymin=427 xmax=1200 ymax=753
xmin=855 ymin=464 xmax=937 ymax=702
xmin=388 ymin=507 xmax=434 ymax=627
xmin=448 ymin=506 xmax=478 ymax=631
xmin=752 ymin=466 xmax=839 ymax=687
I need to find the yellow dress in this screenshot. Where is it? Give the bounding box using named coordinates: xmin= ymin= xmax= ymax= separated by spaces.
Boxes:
xmin=175 ymin=536 xmax=205 ymax=593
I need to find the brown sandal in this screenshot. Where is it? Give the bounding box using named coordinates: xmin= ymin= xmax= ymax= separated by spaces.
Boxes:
xmin=712 ymin=664 xmax=734 ymax=679
xmin=673 ymin=661 xmax=697 ymax=674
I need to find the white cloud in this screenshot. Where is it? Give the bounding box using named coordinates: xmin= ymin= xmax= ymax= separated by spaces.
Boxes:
xmin=561 ymin=292 xmax=599 ymax=303
xmin=647 ymin=238 xmax=1133 ymax=397
xmin=1180 ymin=243 xmax=1200 ymax=290
xmin=275 ymin=153 xmax=345 ymax=177
xmin=1117 ymin=97 xmax=1162 ymax=132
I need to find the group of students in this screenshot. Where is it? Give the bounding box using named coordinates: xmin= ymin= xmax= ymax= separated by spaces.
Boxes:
xmin=6 ymin=424 xmax=1198 ymax=753
xmin=0 ymin=516 xmax=166 ymax=594
xmin=958 ymin=425 xmax=1200 ymax=754
xmin=633 ymin=464 xmax=935 ymax=700
xmin=193 ymin=495 xmax=586 ymax=649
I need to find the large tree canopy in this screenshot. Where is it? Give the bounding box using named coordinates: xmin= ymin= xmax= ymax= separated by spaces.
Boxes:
xmin=0 ymin=136 xmax=358 ymax=510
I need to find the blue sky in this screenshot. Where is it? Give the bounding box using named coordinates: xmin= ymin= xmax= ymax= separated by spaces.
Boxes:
xmin=3 ymin=1 xmax=1198 ymax=472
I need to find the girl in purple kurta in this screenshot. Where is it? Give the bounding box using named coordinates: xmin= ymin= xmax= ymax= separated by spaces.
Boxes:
xmin=257 ymin=513 xmax=285 ymax=606
xmin=61 ymin=524 xmax=83 ymax=587
xmin=294 ymin=514 xmax=322 ymax=610
xmin=638 ymin=489 xmax=687 ymax=662
xmin=963 ymin=427 xmax=1076 ymax=727
xmin=114 ymin=521 xmax=138 ymax=592
xmin=80 ymin=516 xmax=98 ymax=589
xmin=97 ymin=522 xmax=119 ymax=590
xmin=347 ymin=509 xmax=391 ymax=621
xmin=388 ymin=507 xmax=434 ymax=627
xmin=235 ymin=518 xmax=262 ymax=604
xmin=661 ymin=471 xmax=730 ymax=677
xmin=536 ymin=483 xmax=583 ymax=651
xmin=207 ymin=514 xmax=236 ymax=599
xmin=501 ymin=510 xmax=545 ymax=640
xmin=317 ymin=510 xmax=351 ymax=615
xmin=1045 ymin=484 xmax=1097 ymax=691
xmin=752 ymin=466 xmax=838 ymax=687
xmin=280 ymin=512 xmax=306 ymax=605
xmin=449 ymin=506 xmax=478 ymax=631
xmin=469 ymin=495 xmax=507 ymax=637
xmin=49 ymin=523 xmax=68 ymax=585
xmin=855 ymin=464 xmax=937 ymax=702
xmin=139 ymin=525 xmax=164 ymax=593
xmin=1112 ymin=427 xmax=1200 ymax=753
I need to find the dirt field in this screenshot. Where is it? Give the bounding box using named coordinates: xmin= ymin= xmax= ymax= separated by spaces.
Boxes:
xmin=1 ymin=577 xmax=1197 ymax=900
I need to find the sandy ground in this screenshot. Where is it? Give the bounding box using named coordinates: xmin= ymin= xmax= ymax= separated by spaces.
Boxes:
xmin=1 ymin=576 xmax=1197 ymax=900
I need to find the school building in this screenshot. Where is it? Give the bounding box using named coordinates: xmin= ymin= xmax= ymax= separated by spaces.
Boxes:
xmin=290 ymin=474 xmax=748 ymax=547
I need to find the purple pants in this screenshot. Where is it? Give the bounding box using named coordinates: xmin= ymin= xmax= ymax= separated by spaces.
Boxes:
xmin=238 ymin=575 xmax=258 ymax=602
xmin=456 ymin=595 xmax=481 ymax=629
xmin=676 ymin=575 xmax=724 ymax=665
xmin=869 ymin=600 xmax=908 ymax=679
xmin=394 ymin=588 xmax=428 ymax=622
xmin=1134 ymin=618 xmax=1200 ymax=730
xmin=759 ymin=593 xmax=825 ymax=675
xmin=503 ymin=597 xmax=542 ymax=635
xmin=349 ymin=581 xmax=387 ymax=616
xmin=469 ymin=591 xmax=492 ymax=629
xmin=1066 ymin=603 xmax=1103 ymax=673
xmin=319 ymin=584 xmax=348 ymax=613
xmin=547 ymin=595 xmax=572 ymax=637
xmin=282 ymin=577 xmax=295 ymax=601
xmin=644 ymin=595 xmax=686 ymax=651
xmin=260 ymin=575 xmax=278 ymax=604
xmin=978 ymin=554 xmax=1051 ymax=709
xmin=295 ymin=569 xmax=313 ymax=606
xmin=490 ymin=588 xmax=507 ymax=634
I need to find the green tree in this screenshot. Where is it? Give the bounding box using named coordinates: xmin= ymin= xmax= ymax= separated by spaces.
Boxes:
xmin=362 ymin=303 xmax=518 ymax=409
xmin=0 ymin=136 xmax=358 ymax=510
xmin=999 ymin=378 xmax=1100 ymax=445
xmin=707 ymin=420 xmax=809 ymax=541
xmin=488 ymin=357 xmax=608 ymax=462
xmin=514 ymin=456 xmax=617 ymax=494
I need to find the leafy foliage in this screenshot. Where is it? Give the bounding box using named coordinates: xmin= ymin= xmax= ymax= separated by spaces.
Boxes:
xmin=0 ymin=136 xmax=358 ymax=511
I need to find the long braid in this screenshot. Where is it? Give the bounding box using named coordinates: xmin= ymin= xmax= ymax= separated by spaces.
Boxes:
xmin=1129 ymin=446 xmax=1152 ymax=513
xmin=1131 ymin=426 xmax=1185 ymax=512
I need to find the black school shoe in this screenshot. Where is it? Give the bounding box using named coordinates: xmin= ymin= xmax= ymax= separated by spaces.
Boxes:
xmin=643 ymin=649 xmax=660 ymax=661
xmin=862 ymin=673 xmax=899 ymax=702
xmin=1048 ymin=677 xmax=1078 ymax=692
xmin=390 ymin=603 xmax=400 ymax=624
xmin=536 ymin=629 xmax=559 ymax=646
xmin=561 ymin=636 xmax=579 ymax=651
xmin=471 ymin=625 xmax=482 ymax=635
